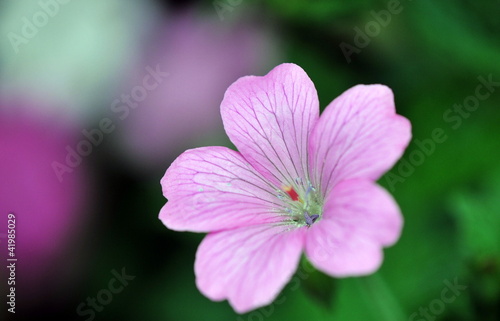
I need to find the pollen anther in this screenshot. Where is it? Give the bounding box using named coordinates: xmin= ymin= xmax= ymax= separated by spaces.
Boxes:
xmin=282 ymin=185 xmax=301 ymax=202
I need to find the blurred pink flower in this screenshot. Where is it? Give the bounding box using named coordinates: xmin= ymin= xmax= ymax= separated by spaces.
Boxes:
xmin=118 ymin=11 xmax=280 ymax=169
xmin=0 ymin=105 xmax=87 ymax=301
xmin=159 ymin=63 xmax=411 ymax=313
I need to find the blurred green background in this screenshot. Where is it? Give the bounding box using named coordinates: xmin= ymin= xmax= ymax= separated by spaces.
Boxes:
xmin=0 ymin=0 xmax=499 ymax=320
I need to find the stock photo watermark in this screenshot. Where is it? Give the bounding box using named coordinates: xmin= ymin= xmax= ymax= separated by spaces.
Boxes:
xmin=408 ymin=278 xmax=467 ymax=321
xmin=385 ymin=74 xmax=500 ymax=192
xmin=3 ymin=213 xmax=17 ymax=314
xmin=51 ymin=64 xmax=169 ymax=182
xmin=76 ymin=267 xmax=135 ymax=321
xmin=340 ymin=0 xmax=411 ymax=63
xmin=7 ymin=0 xmax=73 ymax=54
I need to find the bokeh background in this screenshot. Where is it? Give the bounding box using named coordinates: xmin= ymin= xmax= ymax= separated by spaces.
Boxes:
xmin=0 ymin=0 xmax=499 ymax=320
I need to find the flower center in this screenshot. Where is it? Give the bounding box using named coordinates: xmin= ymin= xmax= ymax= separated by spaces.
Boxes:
xmin=277 ymin=178 xmax=323 ymax=228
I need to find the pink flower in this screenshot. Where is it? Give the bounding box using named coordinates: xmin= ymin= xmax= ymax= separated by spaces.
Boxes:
xmin=159 ymin=63 xmax=411 ymax=313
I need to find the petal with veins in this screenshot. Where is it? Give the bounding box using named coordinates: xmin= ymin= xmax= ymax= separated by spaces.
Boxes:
xmin=309 ymin=85 xmax=411 ymax=196
xmin=305 ymin=179 xmax=402 ymax=277
xmin=221 ymin=63 xmax=319 ymax=187
xmin=196 ymin=225 xmax=305 ymax=313
xmin=160 ymin=146 xmax=281 ymax=232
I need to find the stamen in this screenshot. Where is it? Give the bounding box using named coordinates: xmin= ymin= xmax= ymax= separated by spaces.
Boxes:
xmin=283 ymin=185 xmax=300 ymax=202
xmin=304 ymin=212 xmax=319 ymax=227
xmin=277 ymin=179 xmax=322 ymax=228
xmin=305 ymin=185 xmax=313 ymax=198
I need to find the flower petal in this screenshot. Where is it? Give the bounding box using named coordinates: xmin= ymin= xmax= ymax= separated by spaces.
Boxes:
xmin=305 ymin=179 xmax=402 ymax=277
xmin=195 ymin=225 xmax=305 ymax=313
xmin=309 ymin=85 xmax=411 ymax=195
xmin=160 ymin=146 xmax=282 ymax=232
xmin=221 ymin=63 xmax=319 ymax=187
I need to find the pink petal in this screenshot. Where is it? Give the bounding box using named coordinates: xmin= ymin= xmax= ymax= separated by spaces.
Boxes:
xmin=160 ymin=146 xmax=282 ymax=232
xmin=221 ymin=63 xmax=319 ymax=187
xmin=305 ymin=179 xmax=402 ymax=277
xmin=195 ymin=225 xmax=305 ymax=313
xmin=309 ymin=85 xmax=411 ymax=195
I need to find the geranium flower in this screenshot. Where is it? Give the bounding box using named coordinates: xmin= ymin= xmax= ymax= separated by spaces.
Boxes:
xmin=159 ymin=63 xmax=411 ymax=313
